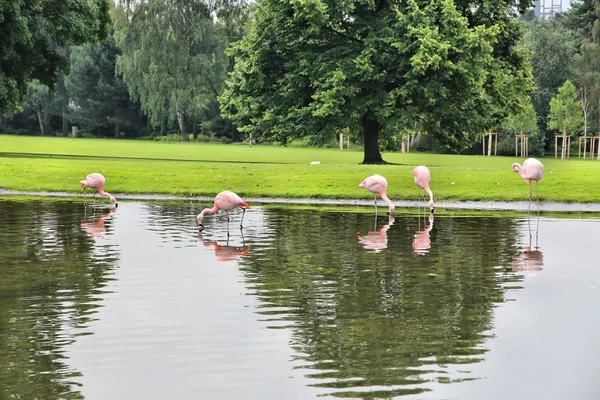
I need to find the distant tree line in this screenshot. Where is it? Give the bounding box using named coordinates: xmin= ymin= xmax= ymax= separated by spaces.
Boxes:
xmin=1 ymin=0 xmax=600 ymax=161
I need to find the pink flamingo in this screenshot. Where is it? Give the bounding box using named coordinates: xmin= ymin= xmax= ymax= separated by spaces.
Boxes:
xmin=412 ymin=166 xmax=434 ymax=213
xmin=512 ymin=158 xmax=544 ymax=204
xmin=79 ymin=173 xmax=117 ymax=207
xmin=197 ymin=190 xmax=250 ymax=231
xmin=359 ymin=174 xmax=395 ymax=214
xmin=357 ymin=215 xmax=395 ymax=252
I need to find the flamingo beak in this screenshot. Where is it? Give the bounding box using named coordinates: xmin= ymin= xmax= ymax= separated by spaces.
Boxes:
xmin=198 ymin=223 xmax=204 ymax=231
xmin=80 ymin=183 xmax=85 ymax=189
xmin=431 ymin=208 xmax=435 ymax=214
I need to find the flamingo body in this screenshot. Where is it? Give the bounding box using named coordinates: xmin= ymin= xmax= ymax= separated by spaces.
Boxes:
xmin=359 ymin=174 xmax=395 ymax=214
xmin=412 ymin=166 xmax=434 ymax=213
xmin=512 ymin=158 xmax=544 ymax=201
xmin=79 ymin=173 xmax=117 ymax=205
xmin=197 ymin=190 xmax=250 ymax=229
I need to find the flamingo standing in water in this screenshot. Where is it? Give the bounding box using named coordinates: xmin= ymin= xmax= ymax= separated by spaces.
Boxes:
xmin=79 ymin=173 xmax=117 ymax=207
xmin=359 ymin=174 xmax=395 ymax=215
xmin=412 ymin=166 xmax=434 ymax=213
xmin=512 ymin=158 xmax=544 ymax=204
xmin=197 ymin=191 xmax=250 ymax=231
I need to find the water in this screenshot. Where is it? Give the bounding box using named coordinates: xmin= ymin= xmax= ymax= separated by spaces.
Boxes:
xmin=0 ymin=200 xmax=599 ymax=400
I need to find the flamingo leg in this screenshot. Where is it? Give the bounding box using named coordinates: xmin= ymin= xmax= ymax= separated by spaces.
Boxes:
xmin=373 ymin=195 xmax=378 ymax=215
xmin=226 ymin=213 xmax=230 ymax=238
xmin=536 ymin=181 xmax=540 ymax=230
xmin=239 ymin=208 xmax=246 ymax=229
xmin=83 ymin=188 xmax=88 ymax=207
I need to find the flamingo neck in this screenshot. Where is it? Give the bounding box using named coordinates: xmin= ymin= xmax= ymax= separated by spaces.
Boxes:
xmin=197 ymin=205 xmax=219 ymax=223
xmin=425 ymin=188 xmax=434 ymax=210
xmin=381 ymin=193 xmax=395 ymax=212
xmin=98 ymin=189 xmax=116 ymax=203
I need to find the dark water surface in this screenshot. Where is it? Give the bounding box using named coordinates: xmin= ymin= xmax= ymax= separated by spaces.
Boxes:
xmin=0 ymin=200 xmax=599 ymax=400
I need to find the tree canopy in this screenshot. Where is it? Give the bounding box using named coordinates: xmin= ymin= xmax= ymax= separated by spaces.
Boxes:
xmin=0 ymin=0 xmax=110 ymax=114
xmin=66 ymin=36 xmax=143 ymax=138
xmin=548 ymin=80 xmax=584 ymax=136
xmin=113 ymin=0 xmax=236 ymax=141
xmin=221 ymin=0 xmax=533 ymax=163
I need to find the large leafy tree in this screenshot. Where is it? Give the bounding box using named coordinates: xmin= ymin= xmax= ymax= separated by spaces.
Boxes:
xmin=548 ymin=80 xmax=584 ymax=137
xmin=113 ymin=0 xmax=234 ymax=141
xmin=523 ymin=19 xmax=578 ymax=146
xmin=221 ymin=0 xmax=533 ymax=163
xmin=66 ymin=37 xmax=143 ymax=138
xmin=0 ymin=0 xmax=110 ymax=114
xmin=24 ymin=81 xmax=53 ymax=135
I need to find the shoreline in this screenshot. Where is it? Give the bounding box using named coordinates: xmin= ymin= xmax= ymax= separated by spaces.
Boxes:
xmin=2 ymin=189 xmax=600 ymax=212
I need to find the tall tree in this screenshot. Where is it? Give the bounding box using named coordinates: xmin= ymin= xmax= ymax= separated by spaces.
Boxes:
xmin=113 ymin=0 xmax=232 ymax=141
xmin=24 ymin=81 xmax=53 ymax=135
xmin=0 ymin=0 xmax=110 ymax=115
xmin=220 ymin=0 xmax=533 ymax=163
xmin=66 ymin=37 xmax=144 ymax=138
xmin=548 ymin=80 xmax=584 ymax=140
xmin=523 ymin=19 xmax=579 ymax=147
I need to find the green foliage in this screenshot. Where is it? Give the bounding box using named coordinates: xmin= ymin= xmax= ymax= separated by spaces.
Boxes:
xmin=113 ymin=0 xmax=231 ymax=140
xmin=221 ymin=0 xmax=533 ymax=163
xmin=548 ymin=80 xmax=584 ymax=136
xmin=523 ymin=18 xmax=579 ymax=142
xmin=66 ymin=36 xmax=144 ymax=138
xmin=0 ymin=0 xmax=110 ymax=114
xmin=24 ymin=81 xmax=53 ymax=135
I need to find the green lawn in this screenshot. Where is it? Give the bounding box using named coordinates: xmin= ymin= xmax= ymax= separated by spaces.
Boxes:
xmin=1 ymin=134 xmax=599 ymax=203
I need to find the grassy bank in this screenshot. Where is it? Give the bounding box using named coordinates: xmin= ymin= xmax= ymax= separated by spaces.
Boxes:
xmin=1 ymin=134 xmax=600 ymax=203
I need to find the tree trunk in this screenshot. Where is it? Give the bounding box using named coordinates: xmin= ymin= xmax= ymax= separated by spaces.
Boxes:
xmin=62 ymin=106 xmax=69 ymax=137
xmin=114 ymin=122 xmax=120 ymax=139
xmin=37 ymin=109 xmax=45 ymax=136
xmin=361 ymin=112 xmax=385 ymax=164
xmin=176 ymin=103 xmax=189 ymax=142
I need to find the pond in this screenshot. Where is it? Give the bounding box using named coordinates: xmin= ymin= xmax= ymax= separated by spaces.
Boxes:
xmin=0 ymin=200 xmax=599 ymax=399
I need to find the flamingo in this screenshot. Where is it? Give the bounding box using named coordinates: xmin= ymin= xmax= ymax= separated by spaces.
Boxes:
xmin=197 ymin=190 xmax=250 ymax=231
xmin=412 ymin=166 xmax=434 ymax=213
xmin=512 ymin=158 xmax=544 ymax=204
xmin=79 ymin=173 xmax=117 ymax=207
xmin=359 ymin=174 xmax=395 ymax=214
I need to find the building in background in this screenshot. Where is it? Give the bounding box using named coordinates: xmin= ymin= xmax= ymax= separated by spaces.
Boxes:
xmin=533 ymin=0 xmax=571 ymax=19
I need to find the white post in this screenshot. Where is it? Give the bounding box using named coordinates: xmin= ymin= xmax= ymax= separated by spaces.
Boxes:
xmin=339 ymin=133 xmax=344 ymax=150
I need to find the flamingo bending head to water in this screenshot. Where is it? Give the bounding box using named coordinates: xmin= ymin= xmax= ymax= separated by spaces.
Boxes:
xmin=79 ymin=173 xmax=117 ymax=207
xmin=197 ymin=190 xmax=250 ymax=231
xmin=412 ymin=166 xmax=434 ymax=213
xmin=512 ymin=158 xmax=544 ymax=203
xmin=359 ymin=174 xmax=395 ymax=215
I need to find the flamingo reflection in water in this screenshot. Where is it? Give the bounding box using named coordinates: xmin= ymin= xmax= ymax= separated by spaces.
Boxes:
xmin=357 ymin=214 xmax=395 ymax=252
xmin=81 ymin=207 xmax=117 ymax=240
xmin=198 ymin=232 xmax=251 ymax=263
xmin=512 ymin=218 xmax=544 ymax=278
xmin=413 ymin=211 xmax=434 ymax=255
